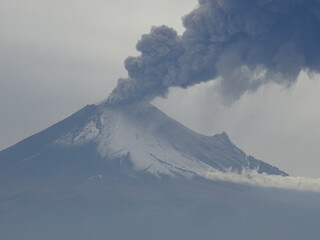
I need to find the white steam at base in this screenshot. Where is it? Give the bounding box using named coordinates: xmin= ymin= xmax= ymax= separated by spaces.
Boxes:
xmin=206 ymin=170 xmax=320 ymax=193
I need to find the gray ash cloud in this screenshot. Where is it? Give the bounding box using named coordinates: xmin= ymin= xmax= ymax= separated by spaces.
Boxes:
xmin=108 ymin=0 xmax=320 ymax=104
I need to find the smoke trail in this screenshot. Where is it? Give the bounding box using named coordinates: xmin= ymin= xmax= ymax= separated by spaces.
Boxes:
xmin=108 ymin=0 xmax=320 ymax=104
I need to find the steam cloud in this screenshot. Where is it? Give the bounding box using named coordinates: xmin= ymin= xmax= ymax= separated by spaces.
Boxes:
xmin=206 ymin=170 xmax=320 ymax=193
xmin=107 ymin=0 xmax=320 ymax=104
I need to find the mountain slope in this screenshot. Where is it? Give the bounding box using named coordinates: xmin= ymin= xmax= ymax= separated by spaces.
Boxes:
xmin=0 ymin=101 xmax=286 ymax=189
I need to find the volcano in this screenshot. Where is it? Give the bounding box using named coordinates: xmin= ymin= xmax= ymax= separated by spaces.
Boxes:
xmin=0 ymin=101 xmax=286 ymax=188
xmin=1 ymin=102 xmax=320 ymax=240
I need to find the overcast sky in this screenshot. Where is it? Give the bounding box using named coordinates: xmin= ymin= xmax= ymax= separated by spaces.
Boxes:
xmin=1 ymin=0 xmax=320 ymax=177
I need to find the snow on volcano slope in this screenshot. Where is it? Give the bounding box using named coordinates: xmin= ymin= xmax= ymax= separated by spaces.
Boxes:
xmin=0 ymin=101 xmax=287 ymax=185
xmin=52 ymin=101 xmax=287 ymax=178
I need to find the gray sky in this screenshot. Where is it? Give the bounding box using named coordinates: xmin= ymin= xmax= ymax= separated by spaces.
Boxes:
xmin=1 ymin=0 xmax=320 ymax=177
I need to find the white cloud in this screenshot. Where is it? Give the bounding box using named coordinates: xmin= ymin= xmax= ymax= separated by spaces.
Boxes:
xmin=205 ymin=170 xmax=320 ymax=193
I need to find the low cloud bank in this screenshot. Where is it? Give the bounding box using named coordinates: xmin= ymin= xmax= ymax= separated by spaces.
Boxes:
xmin=206 ymin=170 xmax=320 ymax=192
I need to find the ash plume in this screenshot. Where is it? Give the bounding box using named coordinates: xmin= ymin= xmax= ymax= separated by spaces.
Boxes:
xmin=108 ymin=0 xmax=320 ymax=104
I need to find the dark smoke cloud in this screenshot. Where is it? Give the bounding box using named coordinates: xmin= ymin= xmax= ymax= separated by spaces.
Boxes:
xmin=107 ymin=26 xmax=184 ymax=103
xmin=108 ymin=0 xmax=320 ymax=104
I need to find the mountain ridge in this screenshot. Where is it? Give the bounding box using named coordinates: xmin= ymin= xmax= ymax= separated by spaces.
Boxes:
xmin=0 ymin=101 xmax=287 ymax=187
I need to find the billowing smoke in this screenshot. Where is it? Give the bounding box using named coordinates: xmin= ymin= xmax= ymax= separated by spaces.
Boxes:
xmin=107 ymin=26 xmax=184 ymax=103
xmin=108 ymin=0 xmax=320 ymax=104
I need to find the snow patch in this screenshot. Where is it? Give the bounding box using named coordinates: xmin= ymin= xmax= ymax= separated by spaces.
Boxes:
xmin=53 ymin=102 xmax=286 ymax=178
xmin=54 ymin=121 xmax=99 ymax=147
